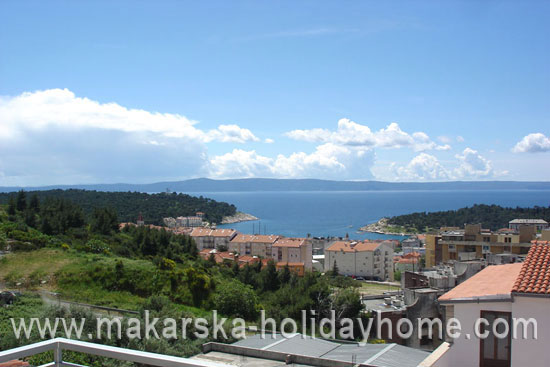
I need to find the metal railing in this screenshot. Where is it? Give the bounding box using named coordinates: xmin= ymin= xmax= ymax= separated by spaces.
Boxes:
xmin=0 ymin=338 xmax=229 ymax=367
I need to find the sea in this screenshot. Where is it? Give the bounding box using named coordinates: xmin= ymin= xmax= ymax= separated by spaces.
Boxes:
xmin=187 ymin=190 xmax=550 ymax=241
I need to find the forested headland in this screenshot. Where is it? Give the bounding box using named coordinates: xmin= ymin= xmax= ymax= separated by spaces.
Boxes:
xmin=0 ymin=189 xmax=237 ymax=225
xmin=387 ymin=204 xmax=550 ymax=232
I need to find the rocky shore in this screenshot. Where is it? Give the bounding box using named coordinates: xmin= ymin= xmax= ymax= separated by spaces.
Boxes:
xmin=221 ymin=212 xmax=259 ymax=224
xmin=359 ymin=217 xmax=417 ymax=236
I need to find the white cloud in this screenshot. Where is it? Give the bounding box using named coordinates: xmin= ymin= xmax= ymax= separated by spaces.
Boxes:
xmin=456 ymin=136 xmax=464 ymax=143
xmin=285 ymin=118 xmax=449 ymax=151
xmin=389 ymin=148 xmax=496 ymax=181
xmin=206 ymin=124 xmax=259 ymax=143
xmin=512 ymin=133 xmax=550 ymax=153
xmin=209 ymin=143 xmax=374 ymax=180
xmin=437 ymin=136 xmax=451 ymax=144
xmin=0 ymin=88 xmax=259 ymax=144
xmin=264 ymin=138 xmax=275 ymax=144
xmin=454 ymin=148 xmax=493 ymax=178
xmin=392 ymin=153 xmax=450 ymax=181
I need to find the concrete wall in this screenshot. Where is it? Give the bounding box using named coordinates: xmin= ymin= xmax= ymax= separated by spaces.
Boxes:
xmin=434 ymin=296 xmax=549 ymax=367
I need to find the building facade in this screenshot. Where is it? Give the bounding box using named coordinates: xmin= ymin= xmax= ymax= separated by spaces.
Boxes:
xmin=228 ymin=234 xmax=280 ymax=257
xmin=271 ymin=238 xmax=313 ymax=271
xmin=189 ymin=228 xmax=237 ymax=251
xmin=324 ymin=240 xmax=394 ymax=281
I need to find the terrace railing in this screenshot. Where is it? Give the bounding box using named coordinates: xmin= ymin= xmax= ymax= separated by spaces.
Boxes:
xmin=0 ymin=338 xmax=228 ymax=367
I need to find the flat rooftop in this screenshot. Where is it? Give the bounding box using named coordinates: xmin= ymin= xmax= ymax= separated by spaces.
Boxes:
xmin=196 ymin=333 xmax=430 ymax=367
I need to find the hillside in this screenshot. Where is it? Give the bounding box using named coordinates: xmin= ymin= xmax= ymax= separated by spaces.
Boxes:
xmin=387 ymin=204 xmax=550 ymax=232
xmin=0 ymin=190 xmax=237 ymax=225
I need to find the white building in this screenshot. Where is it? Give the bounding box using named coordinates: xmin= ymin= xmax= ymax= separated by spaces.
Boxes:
xmin=271 ymin=237 xmax=313 ymax=271
xmin=508 ymin=218 xmax=548 ymax=232
xmin=228 ymin=234 xmax=280 ymax=258
xmin=189 ymin=228 xmax=237 ymax=251
xmin=431 ymin=243 xmax=550 ymax=367
xmin=176 ymin=216 xmax=203 ymax=227
xmin=324 ymin=240 xmax=394 ymax=281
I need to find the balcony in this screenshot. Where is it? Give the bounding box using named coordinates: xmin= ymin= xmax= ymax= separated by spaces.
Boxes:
xmin=0 ymin=338 xmax=227 ymax=367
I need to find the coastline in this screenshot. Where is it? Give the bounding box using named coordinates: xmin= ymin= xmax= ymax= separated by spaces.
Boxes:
xmin=358 ymin=218 xmax=418 ymax=236
xmin=221 ymin=212 xmax=259 ymax=224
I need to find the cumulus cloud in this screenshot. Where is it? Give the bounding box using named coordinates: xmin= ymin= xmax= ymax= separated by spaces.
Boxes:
xmin=0 ymin=88 xmax=259 ymax=143
xmin=209 ymin=143 xmax=374 ymax=180
xmin=512 ymin=133 xmax=550 ymax=153
xmin=285 ymin=118 xmax=449 ymax=151
xmin=454 ymin=148 xmax=493 ymax=178
xmin=0 ymin=89 xmax=260 ymax=185
xmin=392 ymin=153 xmax=450 ymax=181
xmin=390 ymin=148 xmax=495 ymax=181
xmin=264 ymin=138 xmax=275 ymax=144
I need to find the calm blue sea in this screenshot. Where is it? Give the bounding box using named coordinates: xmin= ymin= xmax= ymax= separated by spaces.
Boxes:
xmin=187 ymin=190 xmax=550 ymax=241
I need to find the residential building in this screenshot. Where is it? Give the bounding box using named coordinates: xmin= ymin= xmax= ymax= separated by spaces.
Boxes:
xmin=324 ymin=240 xmax=394 ymax=281
xmin=394 ymin=253 xmax=421 ymax=273
xmin=432 ymin=243 xmax=550 ymax=367
xmin=425 ymin=223 xmax=537 ymax=267
xmin=228 ymin=234 xmax=280 ymax=257
xmin=271 ymin=237 xmax=312 ymax=271
xmin=176 ymin=216 xmax=203 ymax=227
xmin=542 ymin=229 xmax=550 ymax=241
xmin=189 ymin=228 xmax=237 ymax=251
xmin=508 ymin=218 xmax=548 ymax=232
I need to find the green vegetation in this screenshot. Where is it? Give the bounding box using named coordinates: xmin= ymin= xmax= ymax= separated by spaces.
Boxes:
xmin=0 ymin=191 xmax=368 ymax=360
xmin=0 ymin=189 xmax=237 ymax=225
xmin=357 ymin=282 xmax=400 ymax=296
xmin=388 ymin=204 xmax=550 ymax=232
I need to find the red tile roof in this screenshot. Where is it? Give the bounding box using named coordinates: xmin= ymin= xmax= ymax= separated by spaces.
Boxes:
xmin=439 ymin=263 xmax=523 ymax=302
xmin=326 ymin=240 xmax=381 ymax=253
xmin=273 ymin=238 xmax=309 ymax=248
xmin=190 ymin=228 xmax=237 ymax=237
xmin=512 ymin=243 xmax=550 ymax=295
xmin=230 ymin=234 xmax=280 ymax=244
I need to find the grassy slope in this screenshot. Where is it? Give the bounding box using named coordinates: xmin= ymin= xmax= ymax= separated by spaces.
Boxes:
xmin=0 ymin=249 xmax=206 ymax=316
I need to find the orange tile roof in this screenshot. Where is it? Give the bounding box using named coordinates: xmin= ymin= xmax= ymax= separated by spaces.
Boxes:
xmin=230 ymin=234 xmax=280 ymax=244
xmin=397 ymin=258 xmax=419 ymax=264
xmin=403 ymin=252 xmax=422 ymax=259
xmin=273 ymin=238 xmax=308 ymax=248
xmin=326 ymin=240 xmax=381 ymax=253
xmin=277 ymin=262 xmax=305 ymax=267
xmin=0 ymin=361 xmax=30 ymax=367
xmin=512 ymin=243 xmax=550 ymax=295
xmin=190 ymin=228 xmax=237 ymax=237
xmin=439 ymin=263 xmax=523 ymax=302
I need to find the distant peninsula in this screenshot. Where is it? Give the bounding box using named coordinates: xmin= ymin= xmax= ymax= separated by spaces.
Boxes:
xmin=2 ymin=178 xmax=550 ymax=193
xmin=360 ymin=204 xmax=550 ymax=234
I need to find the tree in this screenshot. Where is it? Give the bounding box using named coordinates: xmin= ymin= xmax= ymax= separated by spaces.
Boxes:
xmin=7 ymin=197 xmax=16 ymax=216
xmin=16 ymin=190 xmax=27 ymax=212
xmin=29 ymin=194 xmax=40 ymax=212
xmin=213 ymin=281 xmax=259 ymax=320
xmin=90 ymin=207 xmax=119 ymax=235
xmin=331 ymin=260 xmax=339 ymax=276
xmin=261 ymin=260 xmax=280 ymax=292
xmin=278 ymin=264 xmax=291 ymax=284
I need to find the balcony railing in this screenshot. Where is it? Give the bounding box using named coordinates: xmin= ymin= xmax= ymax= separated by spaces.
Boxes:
xmin=0 ymin=338 xmax=228 ymax=367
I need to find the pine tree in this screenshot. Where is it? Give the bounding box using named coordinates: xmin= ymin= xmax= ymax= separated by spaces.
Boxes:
xmin=7 ymin=197 xmax=16 ymax=216
xmin=332 ymin=260 xmax=339 ymax=276
xmin=16 ymin=190 xmax=27 ymax=212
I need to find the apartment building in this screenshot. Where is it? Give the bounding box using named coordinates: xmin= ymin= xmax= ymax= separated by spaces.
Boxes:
xmin=228 ymin=234 xmax=280 ymax=257
xmin=271 ymin=237 xmax=313 ymax=271
xmin=508 ymin=218 xmax=548 ymax=232
xmin=324 ymin=240 xmax=394 ymax=281
xmin=425 ymin=223 xmax=536 ymax=267
xmin=189 ymin=228 xmax=237 ymax=251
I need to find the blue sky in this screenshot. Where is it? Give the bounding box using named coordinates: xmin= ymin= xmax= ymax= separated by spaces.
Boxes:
xmin=1 ymin=0 xmax=549 ymax=185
